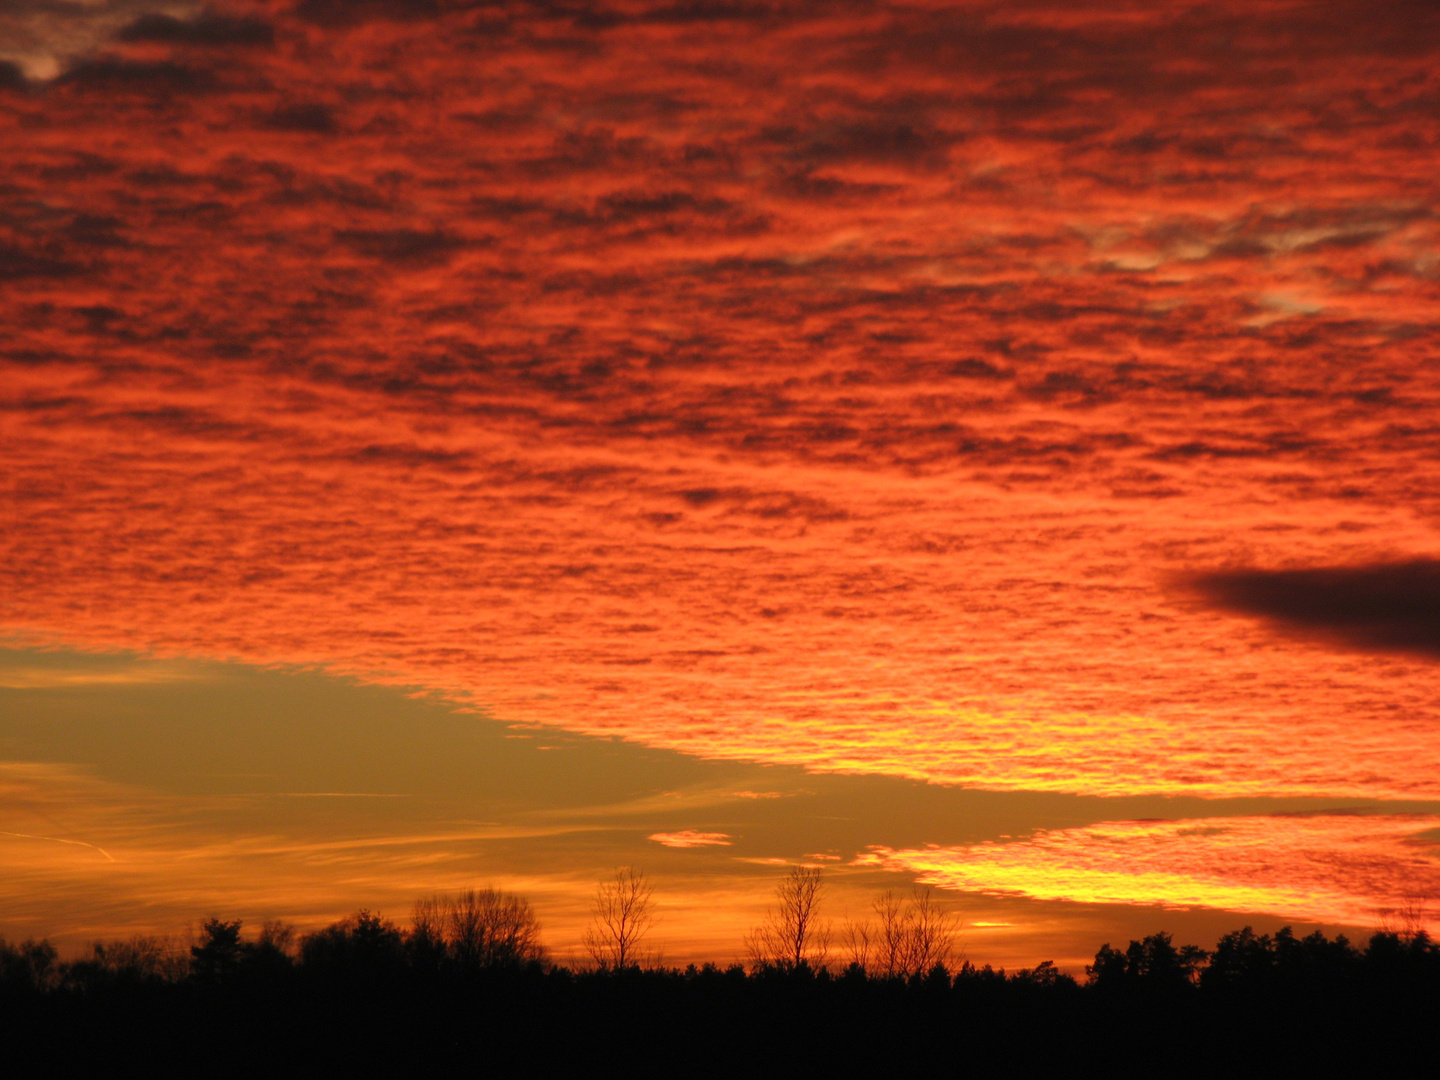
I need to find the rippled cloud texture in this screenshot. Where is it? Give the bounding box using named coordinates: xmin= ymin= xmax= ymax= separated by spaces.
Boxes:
xmin=4 ymin=0 xmax=1440 ymax=949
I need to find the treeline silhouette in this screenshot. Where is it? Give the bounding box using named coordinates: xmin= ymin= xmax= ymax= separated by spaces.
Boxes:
xmin=3 ymin=904 xmax=1439 ymax=1073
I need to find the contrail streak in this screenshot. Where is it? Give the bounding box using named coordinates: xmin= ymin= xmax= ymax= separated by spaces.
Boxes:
xmin=2 ymin=831 xmax=115 ymax=862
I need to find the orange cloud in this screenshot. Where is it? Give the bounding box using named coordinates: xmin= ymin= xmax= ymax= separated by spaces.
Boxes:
xmin=867 ymin=815 xmax=1440 ymax=930
xmin=3 ymin=0 xmax=1440 ymax=949
xmin=649 ymin=831 xmax=734 ymax=849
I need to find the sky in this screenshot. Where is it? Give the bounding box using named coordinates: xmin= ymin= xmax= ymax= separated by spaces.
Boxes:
xmin=2 ymin=0 xmax=1439 ymax=970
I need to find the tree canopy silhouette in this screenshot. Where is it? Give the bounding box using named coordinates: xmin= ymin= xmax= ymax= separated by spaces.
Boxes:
xmin=411 ymin=888 xmax=545 ymax=971
xmin=5 ymin=910 xmax=1440 ymax=1074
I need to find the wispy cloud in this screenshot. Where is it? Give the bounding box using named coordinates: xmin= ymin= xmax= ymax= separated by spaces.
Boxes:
xmin=650 ymin=830 xmax=734 ymax=848
xmin=0 ymin=664 xmax=204 ymax=689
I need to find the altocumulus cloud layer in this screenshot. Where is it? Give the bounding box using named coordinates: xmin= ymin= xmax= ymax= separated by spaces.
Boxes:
xmin=4 ymin=1 xmax=1440 ymax=930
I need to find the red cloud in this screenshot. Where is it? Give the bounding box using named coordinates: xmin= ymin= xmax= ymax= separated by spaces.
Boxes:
xmin=3 ymin=0 xmax=1440 ymax=812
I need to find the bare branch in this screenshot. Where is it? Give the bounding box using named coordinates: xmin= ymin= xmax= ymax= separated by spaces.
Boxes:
xmin=869 ymin=885 xmax=961 ymax=977
xmin=842 ymin=916 xmax=873 ymax=970
xmin=904 ymin=885 xmax=959 ymax=975
xmin=409 ymin=887 xmax=545 ymax=970
xmin=583 ymin=867 xmax=658 ymax=970
xmin=746 ymin=865 xmax=831 ymax=972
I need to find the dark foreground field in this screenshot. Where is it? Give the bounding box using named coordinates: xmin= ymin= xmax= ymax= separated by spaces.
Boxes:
xmin=5 ymin=922 xmax=1438 ymax=1076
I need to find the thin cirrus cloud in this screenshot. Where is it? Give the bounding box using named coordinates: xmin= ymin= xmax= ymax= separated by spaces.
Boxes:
xmin=2 ymin=0 xmax=1440 ymax=948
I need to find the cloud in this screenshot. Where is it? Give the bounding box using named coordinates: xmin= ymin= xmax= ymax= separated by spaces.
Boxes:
xmin=0 ymin=60 xmax=27 ymax=91
xmin=54 ymin=57 xmax=217 ymax=94
xmin=0 ymin=664 xmax=199 ymax=690
xmin=292 ymin=0 xmax=444 ymax=27
xmin=7 ymin=646 xmax=1440 ymax=965
xmin=649 ymin=830 xmax=733 ymax=848
xmin=265 ymin=101 xmax=341 ymax=134
xmin=0 ymin=1 xmax=207 ymax=80
xmin=2 ymin=0 xmax=1438 ymax=973
xmin=3 ymin=0 xmax=1440 ymax=817
xmin=117 ymin=11 xmax=276 ymax=47
xmin=1191 ymin=560 xmax=1440 ymax=659
xmin=869 ymin=814 xmax=1440 ymax=930
xmin=335 ymin=228 xmax=470 ymax=265
xmin=785 ymin=117 xmax=961 ymax=171
xmin=0 ymin=243 xmax=82 ymax=281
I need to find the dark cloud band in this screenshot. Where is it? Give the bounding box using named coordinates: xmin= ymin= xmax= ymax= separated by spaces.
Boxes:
xmin=1192 ymin=561 xmax=1440 ymax=659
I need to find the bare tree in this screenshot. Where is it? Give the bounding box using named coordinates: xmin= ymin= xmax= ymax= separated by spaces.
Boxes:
xmin=1378 ymin=894 xmax=1432 ymax=942
xmin=745 ymin=865 xmax=831 ymax=971
xmin=411 ymin=887 xmax=546 ymax=969
xmin=842 ymin=915 xmax=873 ymax=971
xmin=86 ymin=934 xmax=188 ymax=983
xmin=583 ymin=866 xmax=657 ymax=970
xmin=411 ymin=894 xmax=447 ymax=953
xmin=256 ymin=920 xmax=298 ymax=959
xmin=450 ymin=887 xmax=546 ymax=968
xmin=872 ymin=890 xmax=907 ymax=976
xmin=904 ymin=885 xmax=958 ymax=974
xmin=867 ymin=885 xmax=960 ymax=976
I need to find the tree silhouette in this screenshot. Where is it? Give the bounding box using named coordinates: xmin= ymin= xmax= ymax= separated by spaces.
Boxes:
xmin=409 ymin=893 xmax=449 ymax=971
xmin=409 ymin=888 xmax=546 ymax=971
xmin=452 ymin=888 xmax=545 ymax=969
xmin=583 ymin=867 xmax=657 ymax=971
xmin=190 ymin=918 xmax=243 ymax=984
xmin=81 ymin=935 xmax=188 ymax=986
xmin=1378 ymin=896 xmax=1432 ymax=942
xmin=0 ymin=937 xmax=59 ymax=992
xmin=897 ymin=885 xmax=959 ymax=976
xmin=745 ymin=865 xmax=830 ymax=971
xmin=841 ymin=913 xmax=872 ymax=971
xmin=245 ymin=920 xmax=297 ymax=977
xmin=846 ymin=886 xmax=960 ymax=976
xmin=1087 ymin=931 xmax=1207 ymax=992
xmin=300 ymin=909 xmax=406 ymax=980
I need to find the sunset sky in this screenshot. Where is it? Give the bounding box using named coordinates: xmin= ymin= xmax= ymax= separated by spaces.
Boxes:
xmin=3 ymin=0 xmax=1439 ymax=970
